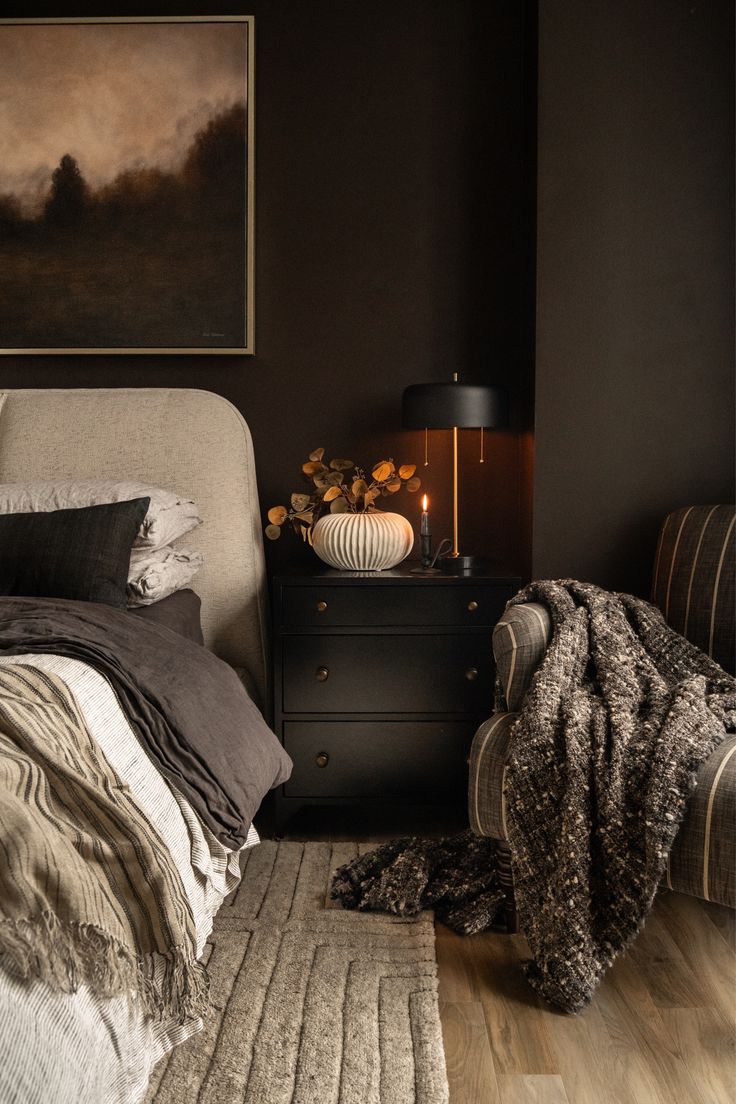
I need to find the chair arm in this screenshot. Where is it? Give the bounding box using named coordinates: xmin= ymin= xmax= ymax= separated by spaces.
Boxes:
xmin=468 ymin=711 xmax=518 ymax=839
xmin=492 ymin=601 xmax=552 ymax=711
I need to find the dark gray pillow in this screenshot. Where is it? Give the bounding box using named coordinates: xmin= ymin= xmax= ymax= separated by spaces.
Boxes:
xmin=0 ymin=498 xmax=150 ymax=609
xmin=129 ymin=588 xmax=204 ymax=645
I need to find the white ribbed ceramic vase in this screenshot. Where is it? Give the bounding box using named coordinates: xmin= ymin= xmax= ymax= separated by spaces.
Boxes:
xmin=311 ymin=511 xmax=414 ymax=571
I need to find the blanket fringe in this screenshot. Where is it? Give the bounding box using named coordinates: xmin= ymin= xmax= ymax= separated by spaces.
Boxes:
xmin=0 ymin=911 xmax=209 ymax=1024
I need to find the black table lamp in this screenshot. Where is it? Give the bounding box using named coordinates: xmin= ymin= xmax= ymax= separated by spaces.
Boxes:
xmin=401 ymin=373 xmax=508 ymax=574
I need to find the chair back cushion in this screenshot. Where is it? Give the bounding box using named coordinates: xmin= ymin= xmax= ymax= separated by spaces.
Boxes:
xmin=651 ymin=505 xmax=735 ymax=674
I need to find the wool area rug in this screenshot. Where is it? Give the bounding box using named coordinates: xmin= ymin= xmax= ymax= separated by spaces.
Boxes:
xmin=146 ymin=840 xmax=449 ymax=1104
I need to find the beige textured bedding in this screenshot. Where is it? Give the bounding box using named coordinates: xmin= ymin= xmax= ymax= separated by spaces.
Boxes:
xmin=0 ymin=653 xmax=256 ymax=1104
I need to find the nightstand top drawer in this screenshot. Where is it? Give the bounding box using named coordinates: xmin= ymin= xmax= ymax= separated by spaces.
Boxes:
xmin=278 ymin=578 xmax=516 ymax=628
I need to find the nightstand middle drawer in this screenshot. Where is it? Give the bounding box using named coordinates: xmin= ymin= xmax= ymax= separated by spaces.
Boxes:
xmin=282 ymin=633 xmax=491 ymax=713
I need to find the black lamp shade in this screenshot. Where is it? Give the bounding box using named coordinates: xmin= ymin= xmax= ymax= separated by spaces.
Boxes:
xmin=401 ymin=381 xmax=508 ymax=429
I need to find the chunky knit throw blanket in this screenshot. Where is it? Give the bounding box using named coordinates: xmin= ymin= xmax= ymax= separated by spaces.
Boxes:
xmin=333 ymin=581 xmax=736 ymax=1013
xmin=331 ymin=832 xmax=502 ymax=934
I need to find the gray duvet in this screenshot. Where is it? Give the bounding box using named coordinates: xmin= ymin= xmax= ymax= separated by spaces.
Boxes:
xmin=0 ymin=595 xmax=291 ymax=847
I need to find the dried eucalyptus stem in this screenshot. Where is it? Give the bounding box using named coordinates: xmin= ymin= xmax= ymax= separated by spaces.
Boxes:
xmin=265 ymin=448 xmax=421 ymax=544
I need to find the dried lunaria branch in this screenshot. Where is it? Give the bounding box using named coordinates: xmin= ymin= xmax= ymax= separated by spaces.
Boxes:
xmin=264 ymin=451 xmax=421 ymax=542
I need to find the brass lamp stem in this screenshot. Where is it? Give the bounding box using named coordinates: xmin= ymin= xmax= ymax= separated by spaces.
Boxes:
xmin=451 ymin=371 xmax=460 ymax=558
xmin=452 ymin=424 xmax=459 ymax=557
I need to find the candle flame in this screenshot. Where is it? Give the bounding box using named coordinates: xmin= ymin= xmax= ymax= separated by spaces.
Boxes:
xmin=422 ymin=494 xmax=428 ymax=511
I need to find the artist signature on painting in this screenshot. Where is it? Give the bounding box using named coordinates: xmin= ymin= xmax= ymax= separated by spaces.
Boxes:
xmin=202 ymin=332 xmax=226 ymax=339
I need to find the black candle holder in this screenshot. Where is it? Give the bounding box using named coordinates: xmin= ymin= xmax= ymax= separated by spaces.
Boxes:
xmin=410 ymin=536 xmax=451 ymax=576
xmin=420 ymin=532 xmax=432 ymax=568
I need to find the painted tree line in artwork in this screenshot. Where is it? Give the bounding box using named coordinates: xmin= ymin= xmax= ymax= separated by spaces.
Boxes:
xmin=0 ymin=105 xmax=247 ymax=347
xmin=0 ymin=104 xmax=245 ymax=239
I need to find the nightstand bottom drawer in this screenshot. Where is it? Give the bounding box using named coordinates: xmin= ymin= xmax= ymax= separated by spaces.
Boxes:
xmin=283 ymin=721 xmax=472 ymax=800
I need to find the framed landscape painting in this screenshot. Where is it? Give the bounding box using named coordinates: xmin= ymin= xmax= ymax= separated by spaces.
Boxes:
xmin=0 ymin=16 xmax=255 ymax=354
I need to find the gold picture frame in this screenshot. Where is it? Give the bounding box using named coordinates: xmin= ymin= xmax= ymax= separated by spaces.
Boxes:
xmin=0 ymin=16 xmax=255 ymax=355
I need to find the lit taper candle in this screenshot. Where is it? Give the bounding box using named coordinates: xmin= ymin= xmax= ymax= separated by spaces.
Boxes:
xmin=420 ymin=494 xmax=431 ymax=566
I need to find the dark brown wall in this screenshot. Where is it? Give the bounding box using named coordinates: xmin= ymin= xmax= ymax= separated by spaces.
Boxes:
xmin=0 ymin=1 xmax=535 ymax=579
xmin=533 ymin=0 xmax=735 ymax=596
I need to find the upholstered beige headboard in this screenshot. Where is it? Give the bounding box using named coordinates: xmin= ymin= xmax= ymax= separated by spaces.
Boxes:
xmin=0 ymin=388 xmax=269 ymax=708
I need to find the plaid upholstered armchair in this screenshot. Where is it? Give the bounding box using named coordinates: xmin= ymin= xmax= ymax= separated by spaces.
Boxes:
xmin=469 ymin=505 xmax=736 ymax=933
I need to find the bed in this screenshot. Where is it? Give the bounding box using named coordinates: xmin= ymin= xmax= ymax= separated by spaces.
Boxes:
xmin=0 ymin=388 xmax=290 ymax=1103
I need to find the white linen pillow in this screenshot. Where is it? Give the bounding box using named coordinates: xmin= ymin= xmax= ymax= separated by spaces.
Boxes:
xmin=0 ymin=480 xmax=201 ymax=552
xmin=127 ymin=546 xmax=204 ymax=607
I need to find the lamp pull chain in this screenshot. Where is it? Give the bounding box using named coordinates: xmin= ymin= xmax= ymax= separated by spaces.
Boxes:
xmin=480 ymin=425 xmax=485 ymax=464
xmin=424 ymin=426 xmax=429 ymax=467
xmin=452 ymin=424 xmax=459 ymax=557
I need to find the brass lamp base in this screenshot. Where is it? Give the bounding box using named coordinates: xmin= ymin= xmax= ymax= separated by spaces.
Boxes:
xmin=440 ymin=554 xmax=477 ymax=576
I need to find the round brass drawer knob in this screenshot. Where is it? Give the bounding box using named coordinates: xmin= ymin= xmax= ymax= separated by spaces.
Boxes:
xmin=315 ymin=752 xmax=329 ymax=768
xmin=465 ymin=667 xmax=479 ymax=681
xmin=315 ymin=665 xmax=330 ymax=682
xmin=316 ymin=600 xmax=328 ymax=612
xmin=467 ymin=600 xmax=478 ymax=612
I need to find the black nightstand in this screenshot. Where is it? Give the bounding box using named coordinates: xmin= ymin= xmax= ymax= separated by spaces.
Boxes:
xmin=271 ymin=565 xmax=520 ymax=833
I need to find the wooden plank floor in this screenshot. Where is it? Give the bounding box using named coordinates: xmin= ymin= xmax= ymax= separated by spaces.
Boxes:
xmin=267 ymin=805 xmax=736 ymax=1104
xmin=436 ymin=894 xmax=735 ymax=1104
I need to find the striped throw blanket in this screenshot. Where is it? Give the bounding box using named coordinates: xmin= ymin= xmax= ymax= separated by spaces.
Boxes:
xmin=0 ymin=664 xmax=208 ymax=1022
